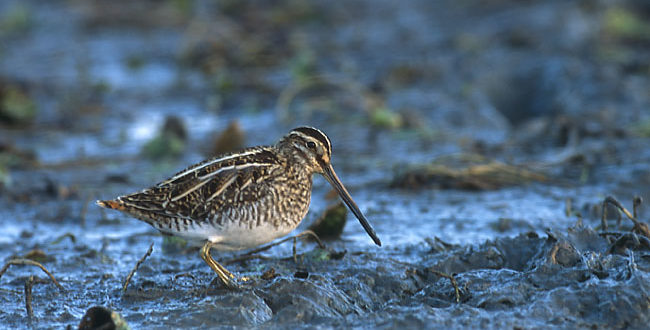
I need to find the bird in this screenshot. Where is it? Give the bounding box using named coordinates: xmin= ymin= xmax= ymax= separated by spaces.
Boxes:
xmin=96 ymin=126 xmax=381 ymax=287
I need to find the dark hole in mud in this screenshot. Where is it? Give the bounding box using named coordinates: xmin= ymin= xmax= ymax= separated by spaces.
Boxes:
xmin=294 ymin=270 xmax=309 ymax=279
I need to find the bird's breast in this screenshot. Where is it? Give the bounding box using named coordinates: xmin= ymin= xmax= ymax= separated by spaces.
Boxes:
xmin=189 ymin=173 xmax=312 ymax=247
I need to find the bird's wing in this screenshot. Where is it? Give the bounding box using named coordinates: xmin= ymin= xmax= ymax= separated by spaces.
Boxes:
xmin=116 ymin=147 xmax=282 ymax=219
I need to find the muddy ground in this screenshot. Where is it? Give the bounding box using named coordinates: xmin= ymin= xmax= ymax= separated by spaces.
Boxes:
xmin=1 ymin=0 xmax=650 ymax=328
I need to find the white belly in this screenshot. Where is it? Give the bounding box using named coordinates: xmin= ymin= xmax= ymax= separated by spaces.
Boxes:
xmin=174 ymin=219 xmax=298 ymax=251
xmin=217 ymin=221 xmax=297 ymax=250
xmin=171 ymin=203 xmax=308 ymax=251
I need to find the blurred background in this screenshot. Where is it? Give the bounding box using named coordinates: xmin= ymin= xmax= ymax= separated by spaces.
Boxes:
xmin=0 ymin=0 xmax=649 ymax=328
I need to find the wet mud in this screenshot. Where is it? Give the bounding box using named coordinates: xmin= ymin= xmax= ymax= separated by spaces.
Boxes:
xmin=1 ymin=0 xmax=650 ymax=328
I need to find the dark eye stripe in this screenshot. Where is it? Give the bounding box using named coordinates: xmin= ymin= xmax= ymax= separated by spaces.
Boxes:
xmin=292 ymin=126 xmax=331 ymax=155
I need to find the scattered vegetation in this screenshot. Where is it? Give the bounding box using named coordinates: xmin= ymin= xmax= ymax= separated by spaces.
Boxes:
xmin=0 ymin=81 xmax=37 ymax=125
xmin=78 ymin=306 xmax=130 ymax=330
xmin=630 ymin=117 xmax=650 ymax=137
xmin=142 ymin=115 xmax=188 ymax=159
xmin=603 ymin=7 xmax=650 ymax=42
xmin=122 ymin=243 xmax=154 ymax=292
xmin=369 ymin=106 xmax=404 ymax=130
xmin=0 ymin=3 xmax=33 ymax=37
xmin=308 ymin=202 xmax=347 ymax=240
xmin=391 ymin=154 xmax=547 ymax=190
xmin=0 ymin=258 xmax=64 ymax=291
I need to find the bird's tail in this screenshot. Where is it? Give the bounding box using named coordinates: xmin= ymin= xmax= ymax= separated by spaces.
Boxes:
xmin=96 ymin=199 xmax=126 ymax=211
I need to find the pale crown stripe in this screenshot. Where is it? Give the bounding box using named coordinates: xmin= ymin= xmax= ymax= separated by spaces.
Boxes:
xmin=289 ymin=127 xmax=331 ymax=155
xmin=288 ymin=131 xmax=311 ymax=142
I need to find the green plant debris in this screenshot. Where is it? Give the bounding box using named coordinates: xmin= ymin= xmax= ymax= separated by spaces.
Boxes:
xmin=169 ymin=0 xmax=194 ymax=16
xmin=211 ymin=69 xmax=235 ymax=95
xmin=141 ymin=116 xmax=188 ymax=159
xmin=0 ymin=143 xmax=37 ymax=169
xmin=125 ymin=56 xmax=145 ymax=71
xmin=604 ymin=7 xmax=650 ymax=42
xmin=289 ymin=48 xmax=317 ymax=85
xmin=51 ymin=233 xmax=77 ymax=245
xmin=22 ymin=249 xmax=52 ymax=263
xmin=0 ymin=165 xmax=10 ymax=188
xmin=142 ymin=134 xmax=186 ymax=159
xmin=78 ymin=306 xmax=131 ymax=330
xmin=370 ymin=106 xmax=403 ymax=130
xmin=161 ymin=235 xmax=188 ymax=253
xmin=0 ymin=4 xmax=33 ymax=36
xmin=0 ymin=84 xmax=37 ymax=125
xmin=111 ymin=310 xmax=131 ymax=330
xmin=270 ymin=0 xmax=321 ymax=24
xmin=630 ymin=118 xmax=650 ymax=137
xmin=308 ymin=202 xmax=347 ymax=240
xmin=304 ymin=247 xmax=331 ymax=262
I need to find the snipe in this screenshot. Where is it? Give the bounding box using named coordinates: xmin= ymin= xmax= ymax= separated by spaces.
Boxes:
xmin=97 ymin=126 xmax=381 ymax=287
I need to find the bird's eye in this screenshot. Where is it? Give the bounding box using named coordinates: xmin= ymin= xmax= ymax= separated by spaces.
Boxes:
xmin=306 ymin=141 xmax=316 ymax=149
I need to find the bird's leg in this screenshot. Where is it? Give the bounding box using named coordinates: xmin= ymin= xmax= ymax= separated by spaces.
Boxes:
xmin=200 ymin=241 xmax=235 ymax=287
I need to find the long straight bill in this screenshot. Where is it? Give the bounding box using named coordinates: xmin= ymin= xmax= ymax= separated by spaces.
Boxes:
xmin=323 ymin=164 xmax=382 ymax=246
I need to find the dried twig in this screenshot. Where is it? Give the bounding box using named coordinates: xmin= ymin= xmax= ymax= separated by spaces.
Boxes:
xmin=0 ymin=258 xmax=64 ymax=291
xmin=25 ymin=275 xmax=34 ymax=320
xmin=428 ymin=268 xmax=461 ymax=303
xmin=603 ymin=197 xmax=635 ymax=225
xmin=633 ymin=196 xmax=643 ymax=219
xmin=122 ymin=243 xmax=154 ymax=292
xmin=607 ymin=233 xmax=639 ymax=254
xmin=392 ymin=154 xmax=547 ymax=190
xmin=293 ymin=236 xmax=298 ymax=264
xmin=602 ymin=196 xmax=650 ymax=237
xmin=80 ymin=194 xmax=94 ymax=227
xmin=51 ymin=233 xmax=76 ymax=245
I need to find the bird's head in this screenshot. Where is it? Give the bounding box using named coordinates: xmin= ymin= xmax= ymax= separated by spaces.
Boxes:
xmin=278 ymin=126 xmax=381 ymax=246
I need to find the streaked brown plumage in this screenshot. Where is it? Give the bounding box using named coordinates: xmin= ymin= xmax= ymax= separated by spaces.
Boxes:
xmin=97 ymin=126 xmax=381 ymax=287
